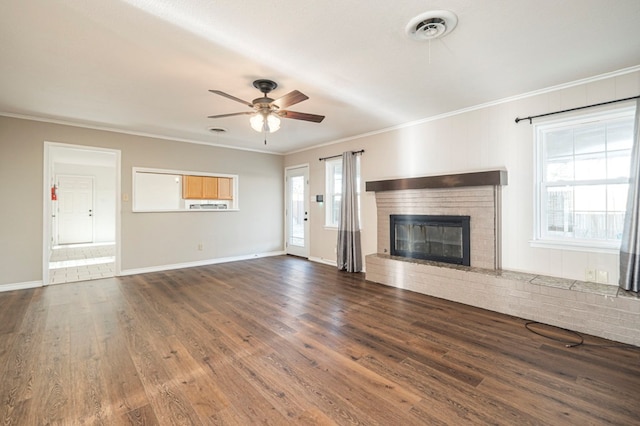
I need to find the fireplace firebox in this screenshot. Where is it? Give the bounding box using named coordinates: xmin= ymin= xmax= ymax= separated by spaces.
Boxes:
xmin=390 ymin=215 xmax=470 ymax=266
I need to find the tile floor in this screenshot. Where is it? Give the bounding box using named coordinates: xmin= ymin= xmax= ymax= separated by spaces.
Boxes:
xmin=49 ymin=242 xmax=115 ymax=284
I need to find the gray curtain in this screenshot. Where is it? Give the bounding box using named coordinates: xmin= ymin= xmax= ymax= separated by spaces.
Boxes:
xmin=337 ymin=151 xmax=362 ymax=272
xmin=620 ymin=99 xmax=640 ymax=292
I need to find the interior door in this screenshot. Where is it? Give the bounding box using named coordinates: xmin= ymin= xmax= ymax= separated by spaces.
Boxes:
xmin=57 ymin=175 xmax=94 ymax=245
xmin=285 ymin=165 xmax=309 ymax=258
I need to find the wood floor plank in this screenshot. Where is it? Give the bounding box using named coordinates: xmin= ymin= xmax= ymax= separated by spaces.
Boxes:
xmin=95 ymin=329 xmax=149 ymax=418
xmin=117 ymin=292 xmax=203 ymax=424
xmin=0 ymin=289 xmax=48 ymax=424
xmin=259 ymin=349 xmax=386 ymax=424
xmin=401 ymin=356 xmax=542 ymax=425
xmin=527 ymin=369 xmax=640 ymax=425
xmin=148 ymin=334 xmax=230 ymax=422
xmin=71 ymin=357 xmax=112 ymax=425
xmin=295 ymin=406 xmax=339 ymax=425
xmin=1 ymin=255 xmax=639 ymax=424
xmin=272 ymin=333 xmax=423 ymax=425
xmin=202 ymin=358 xmax=292 ymax=424
xmin=476 ymin=375 xmax=600 ymax=424
xmin=29 ymin=303 xmax=73 ymax=425
xmin=0 ymin=290 xmax=33 ymax=335
xmin=122 ymin=403 xmax=160 ymax=425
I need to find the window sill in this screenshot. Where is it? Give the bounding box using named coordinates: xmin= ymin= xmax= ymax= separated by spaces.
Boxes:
xmin=529 ymin=239 xmax=620 ymax=255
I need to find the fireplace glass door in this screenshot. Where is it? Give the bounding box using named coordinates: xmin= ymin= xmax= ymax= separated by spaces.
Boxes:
xmin=390 ymin=215 xmax=470 ymax=265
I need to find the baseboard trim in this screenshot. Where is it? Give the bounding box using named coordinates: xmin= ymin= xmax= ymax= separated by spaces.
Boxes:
xmin=0 ymin=280 xmax=43 ymax=293
xmin=120 ymin=251 xmax=286 ymax=276
xmin=308 ymin=256 xmax=366 ymax=272
xmin=308 ymin=256 xmax=336 ymax=267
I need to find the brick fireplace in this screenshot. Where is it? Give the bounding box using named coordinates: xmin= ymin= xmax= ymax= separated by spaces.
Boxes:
xmin=367 ymin=170 xmax=506 ymax=269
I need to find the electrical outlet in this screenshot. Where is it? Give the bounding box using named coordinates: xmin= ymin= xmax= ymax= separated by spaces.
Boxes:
xmin=596 ymin=270 xmax=609 ymax=284
xmin=198 ymin=242 xmax=203 ymax=251
xmin=585 ymin=269 xmax=596 ymax=282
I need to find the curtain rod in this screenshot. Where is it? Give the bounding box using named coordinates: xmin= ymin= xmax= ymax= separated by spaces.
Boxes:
xmin=319 ymin=149 xmax=365 ymax=161
xmin=515 ymin=95 xmax=640 ymax=124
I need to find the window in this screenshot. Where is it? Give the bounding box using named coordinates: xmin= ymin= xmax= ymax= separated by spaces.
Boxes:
xmin=325 ymin=156 xmax=361 ymax=227
xmin=534 ymin=107 xmax=635 ymax=249
xmin=132 ymin=167 xmax=238 ymax=212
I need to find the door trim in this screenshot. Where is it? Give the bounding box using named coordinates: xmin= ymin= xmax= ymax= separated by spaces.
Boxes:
xmin=43 ymin=142 xmax=121 ymax=286
xmin=284 ymin=164 xmax=310 ymax=258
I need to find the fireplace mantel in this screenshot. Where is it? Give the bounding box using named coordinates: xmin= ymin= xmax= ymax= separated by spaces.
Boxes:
xmin=365 ymin=170 xmax=507 ymax=192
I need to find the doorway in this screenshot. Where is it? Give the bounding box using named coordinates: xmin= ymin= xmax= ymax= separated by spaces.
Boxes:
xmin=285 ymin=165 xmax=309 ymax=258
xmin=44 ymin=142 xmax=120 ymax=285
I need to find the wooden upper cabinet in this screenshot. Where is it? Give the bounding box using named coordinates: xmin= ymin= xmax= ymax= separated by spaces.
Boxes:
xmin=217 ymin=177 xmax=233 ymax=200
xmin=182 ymin=175 xmax=233 ymax=200
xmin=202 ymin=177 xmax=219 ymax=199
xmin=182 ymin=175 xmax=204 ymax=199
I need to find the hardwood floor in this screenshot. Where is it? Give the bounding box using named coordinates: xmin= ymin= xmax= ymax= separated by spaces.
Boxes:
xmin=1 ymin=256 xmax=639 ymax=425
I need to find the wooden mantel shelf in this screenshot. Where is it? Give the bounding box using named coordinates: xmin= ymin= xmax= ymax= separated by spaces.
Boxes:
xmin=365 ymin=170 xmax=507 ymax=192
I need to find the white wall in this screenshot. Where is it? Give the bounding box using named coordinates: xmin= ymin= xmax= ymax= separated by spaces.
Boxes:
xmin=0 ymin=116 xmax=284 ymax=286
xmin=284 ymin=70 xmax=640 ymax=284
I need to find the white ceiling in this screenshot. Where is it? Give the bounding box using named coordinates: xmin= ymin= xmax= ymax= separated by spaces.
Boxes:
xmin=1 ymin=0 xmax=640 ymax=154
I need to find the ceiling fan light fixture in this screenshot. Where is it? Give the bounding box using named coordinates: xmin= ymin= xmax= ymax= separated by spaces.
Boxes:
xmin=209 ymin=79 xmax=324 ymax=140
xmin=267 ymin=114 xmax=281 ymax=132
xmin=250 ymin=112 xmax=281 ymax=133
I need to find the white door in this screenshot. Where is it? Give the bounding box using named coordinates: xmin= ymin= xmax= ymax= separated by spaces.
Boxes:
xmin=57 ymin=175 xmax=94 ymax=245
xmin=285 ymin=165 xmax=309 ymax=258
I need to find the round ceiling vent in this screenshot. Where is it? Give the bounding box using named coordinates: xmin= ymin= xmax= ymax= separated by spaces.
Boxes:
xmin=208 ymin=127 xmax=228 ymax=134
xmin=406 ymin=10 xmax=458 ymax=41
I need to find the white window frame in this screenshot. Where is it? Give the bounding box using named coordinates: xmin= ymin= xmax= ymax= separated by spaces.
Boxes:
xmin=325 ymin=156 xmax=361 ymax=228
xmin=532 ymin=106 xmax=635 ymax=252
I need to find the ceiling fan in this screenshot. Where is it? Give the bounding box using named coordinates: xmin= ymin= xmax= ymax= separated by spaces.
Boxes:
xmin=208 ymin=79 xmax=325 ymax=135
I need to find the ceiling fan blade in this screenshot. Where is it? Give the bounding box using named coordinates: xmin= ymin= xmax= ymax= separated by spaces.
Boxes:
xmin=280 ymin=110 xmax=325 ymax=123
xmin=209 ymin=90 xmax=253 ymax=108
xmin=208 ymin=111 xmax=253 ymax=119
xmin=271 ymin=90 xmax=309 ymax=109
